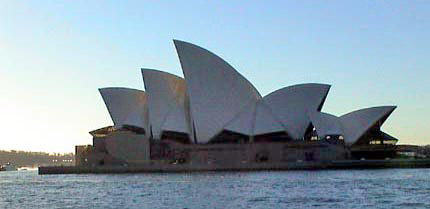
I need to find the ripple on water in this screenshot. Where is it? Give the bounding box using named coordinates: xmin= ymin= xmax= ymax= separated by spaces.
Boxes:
xmin=1 ymin=169 xmax=430 ymax=209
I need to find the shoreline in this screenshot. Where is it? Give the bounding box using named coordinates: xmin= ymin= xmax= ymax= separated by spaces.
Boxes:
xmin=38 ymin=159 xmax=430 ymax=175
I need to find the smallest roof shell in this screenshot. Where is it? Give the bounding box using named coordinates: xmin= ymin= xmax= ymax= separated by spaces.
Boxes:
xmin=309 ymin=111 xmax=343 ymax=139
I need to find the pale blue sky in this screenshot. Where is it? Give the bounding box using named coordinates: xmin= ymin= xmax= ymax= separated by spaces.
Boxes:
xmin=0 ymin=1 xmax=429 ymax=152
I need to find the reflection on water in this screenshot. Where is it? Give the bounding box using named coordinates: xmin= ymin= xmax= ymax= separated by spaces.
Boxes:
xmin=1 ymin=169 xmax=430 ymax=209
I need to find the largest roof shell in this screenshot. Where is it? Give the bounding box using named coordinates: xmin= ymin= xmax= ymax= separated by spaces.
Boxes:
xmin=174 ymin=40 xmax=262 ymax=143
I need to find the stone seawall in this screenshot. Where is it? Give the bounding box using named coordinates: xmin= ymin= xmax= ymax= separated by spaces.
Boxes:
xmin=38 ymin=159 xmax=430 ymax=175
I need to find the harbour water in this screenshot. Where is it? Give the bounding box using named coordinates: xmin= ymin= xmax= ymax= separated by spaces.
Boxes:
xmin=1 ymin=169 xmax=429 ymax=209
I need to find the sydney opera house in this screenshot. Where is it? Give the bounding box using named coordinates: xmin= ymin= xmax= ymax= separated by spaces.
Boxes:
xmin=75 ymin=40 xmax=399 ymax=168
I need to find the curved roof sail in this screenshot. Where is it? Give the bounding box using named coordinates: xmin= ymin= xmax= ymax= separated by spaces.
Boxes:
xmin=99 ymin=87 xmax=148 ymax=130
xmin=261 ymin=83 xmax=331 ymax=139
xmin=339 ymin=106 xmax=396 ymax=146
xmin=174 ymin=40 xmax=262 ymax=143
xmin=141 ymin=69 xmax=191 ymax=139
xmin=309 ymin=112 xmax=343 ymax=139
xmin=253 ymin=100 xmax=287 ymax=136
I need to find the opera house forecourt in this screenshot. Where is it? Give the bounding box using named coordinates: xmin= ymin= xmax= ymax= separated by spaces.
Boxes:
xmin=42 ymin=40 xmax=427 ymax=174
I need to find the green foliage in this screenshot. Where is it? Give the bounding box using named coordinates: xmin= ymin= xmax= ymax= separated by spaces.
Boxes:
xmin=0 ymin=150 xmax=74 ymax=168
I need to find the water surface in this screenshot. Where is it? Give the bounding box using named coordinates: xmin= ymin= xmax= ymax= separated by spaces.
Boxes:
xmin=1 ymin=169 xmax=429 ymax=208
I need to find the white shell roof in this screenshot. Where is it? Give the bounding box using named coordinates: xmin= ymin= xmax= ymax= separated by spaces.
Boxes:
xmin=309 ymin=112 xmax=343 ymax=139
xmin=174 ymin=40 xmax=262 ymax=143
xmin=99 ymin=87 xmax=148 ymax=130
xmin=141 ymin=69 xmax=191 ymax=139
xmin=253 ymin=100 xmax=287 ymax=135
xmin=222 ymin=100 xmax=258 ymax=136
xmin=96 ymin=40 xmax=398 ymax=146
xmin=339 ymin=106 xmax=396 ymax=146
xmin=261 ymin=83 xmax=331 ymax=139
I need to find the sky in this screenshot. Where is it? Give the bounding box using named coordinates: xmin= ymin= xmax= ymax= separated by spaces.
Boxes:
xmin=0 ymin=1 xmax=429 ymax=153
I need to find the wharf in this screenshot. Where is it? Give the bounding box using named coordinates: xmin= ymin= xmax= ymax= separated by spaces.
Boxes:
xmin=38 ymin=159 xmax=430 ymax=175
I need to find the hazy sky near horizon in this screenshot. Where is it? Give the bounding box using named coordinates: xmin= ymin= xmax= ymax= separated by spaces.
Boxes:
xmin=1 ymin=1 xmax=429 ymax=153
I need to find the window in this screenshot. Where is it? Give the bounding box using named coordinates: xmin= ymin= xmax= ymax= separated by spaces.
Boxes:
xmin=369 ymin=140 xmax=382 ymax=145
